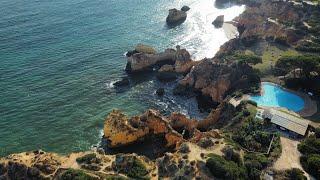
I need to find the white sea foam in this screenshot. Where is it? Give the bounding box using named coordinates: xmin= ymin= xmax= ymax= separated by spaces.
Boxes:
xmin=175 ymin=0 xmax=245 ymax=60
xmin=105 ymin=80 xmax=118 ymax=89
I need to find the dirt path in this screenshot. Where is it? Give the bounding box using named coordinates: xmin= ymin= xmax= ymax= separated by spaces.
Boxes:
xmin=273 ymin=137 xmax=314 ymax=179
xmin=273 ymin=137 xmax=302 ymax=170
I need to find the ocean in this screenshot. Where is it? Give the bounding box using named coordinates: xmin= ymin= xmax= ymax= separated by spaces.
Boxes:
xmin=0 ymin=0 xmax=244 ymax=156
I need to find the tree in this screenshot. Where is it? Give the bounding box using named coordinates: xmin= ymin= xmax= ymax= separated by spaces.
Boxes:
xmin=206 ymin=154 xmax=247 ymax=180
xmin=235 ymin=54 xmax=263 ymax=65
xmin=276 ymin=55 xmax=320 ymax=79
xmin=306 ymin=154 xmax=320 ymax=179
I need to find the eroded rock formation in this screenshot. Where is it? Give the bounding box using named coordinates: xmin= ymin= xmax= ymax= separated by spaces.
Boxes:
xmin=235 ymin=1 xmax=307 ymax=46
xmin=0 ymin=150 xmax=155 ymax=180
xmin=125 ymin=48 xmax=176 ymax=73
xmin=126 ymin=45 xmax=197 ymax=75
xmin=178 ymin=58 xmax=260 ymax=104
xmin=103 ymin=109 xmax=184 ymax=149
xmin=212 ymin=15 xmax=224 ymax=28
xmin=166 ymin=9 xmax=187 ymax=27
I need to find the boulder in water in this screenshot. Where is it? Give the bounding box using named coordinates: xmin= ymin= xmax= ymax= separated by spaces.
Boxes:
xmin=113 ymin=77 xmax=129 ymax=87
xmin=156 ymin=88 xmax=165 ymax=96
xmin=166 ymin=9 xmax=187 ymax=27
xmin=181 ymin=6 xmax=190 ymax=12
xmin=125 ymin=48 xmax=176 ymax=73
xmin=212 ymin=15 xmax=224 ymax=28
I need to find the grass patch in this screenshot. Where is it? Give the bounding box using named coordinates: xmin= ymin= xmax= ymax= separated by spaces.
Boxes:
xmin=253 ymin=45 xmax=299 ymax=75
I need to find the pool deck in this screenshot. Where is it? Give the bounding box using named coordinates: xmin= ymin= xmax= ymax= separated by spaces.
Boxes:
xmin=239 ymin=82 xmax=318 ymax=118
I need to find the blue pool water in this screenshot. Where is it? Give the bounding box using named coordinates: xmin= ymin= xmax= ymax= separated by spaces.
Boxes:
xmin=250 ymin=83 xmax=305 ymax=112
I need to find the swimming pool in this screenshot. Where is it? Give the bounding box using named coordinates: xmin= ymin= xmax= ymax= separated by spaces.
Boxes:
xmin=250 ymin=82 xmax=305 ymax=112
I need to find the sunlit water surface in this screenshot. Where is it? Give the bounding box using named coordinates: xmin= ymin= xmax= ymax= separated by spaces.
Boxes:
xmin=0 ymin=0 xmax=244 ymax=156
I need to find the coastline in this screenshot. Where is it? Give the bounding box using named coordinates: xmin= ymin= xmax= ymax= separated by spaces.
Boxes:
xmin=1 ymin=0 xmax=320 ymax=179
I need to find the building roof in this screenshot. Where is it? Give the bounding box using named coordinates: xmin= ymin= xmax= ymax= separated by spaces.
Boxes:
xmin=269 ymin=109 xmax=309 ymax=136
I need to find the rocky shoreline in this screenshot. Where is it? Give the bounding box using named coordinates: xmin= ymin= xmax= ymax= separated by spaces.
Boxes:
xmin=1 ymin=0 xmax=319 ymax=179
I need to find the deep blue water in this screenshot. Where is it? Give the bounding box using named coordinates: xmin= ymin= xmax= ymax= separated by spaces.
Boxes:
xmin=0 ymin=0 xmax=244 ymax=156
xmin=250 ymin=83 xmax=305 ymax=112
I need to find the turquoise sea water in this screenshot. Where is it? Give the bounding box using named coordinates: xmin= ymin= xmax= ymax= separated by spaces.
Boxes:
xmin=250 ymin=83 xmax=305 ymax=112
xmin=0 ymin=0 xmax=244 ymax=156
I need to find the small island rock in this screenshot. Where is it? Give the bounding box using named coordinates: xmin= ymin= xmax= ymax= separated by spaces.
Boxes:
xmin=156 ymin=88 xmax=165 ymax=96
xmin=166 ymin=9 xmax=187 ymax=27
xmin=181 ymin=6 xmax=190 ymax=12
xmin=113 ymin=77 xmax=129 ymax=87
xmin=212 ymin=15 xmax=224 ymax=28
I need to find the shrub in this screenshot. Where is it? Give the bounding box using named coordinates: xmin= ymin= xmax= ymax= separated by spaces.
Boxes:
xmin=233 ymin=91 xmax=243 ymax=98
xmin=244 ymin=160 xmax=262 ymax=180
xmin=234 ymin=53 xmax=262 ymax=65
xmin=76 ymin=153 xmax=97 ymax=164
xmin=105 ymin=175 xmax=128 ymax=180
xmin=275 ymin=35 xmax=289 ymax=46
xmin=244 ymin=153 xmax=270 ymax=169
xmin=314 ymin=128 xmax=320 ymax=138
xmin=246 ymin=100 xmax=257 ymax=107
xmin=222 ymin=147 xmax=242 ymax=165
xmin=285 ymin=168 xmax=307 ymax=180
xmin=242 ymin=109 xmax=251 ymax=117
xmin=301 ymin=154 xmax=320 ymax=179
xmin=113 ymin=156 xmax=149 ymax=180
xmin=126 ymin=158 xmax=149 ymax=179
xmin=206 ymin=154 xmax=246 ymax=180
xmin=298 ymin=137 xmax=320 ymax=155
xmin=60 ymin=169 xmax=98 ymax=180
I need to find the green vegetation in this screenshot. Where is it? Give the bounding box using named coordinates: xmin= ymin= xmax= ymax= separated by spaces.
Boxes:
xmin=76 ymin=153 xmax=99 ymax=164
xmin=296 ymin=41 xmax=320 ymax=53
xmin=60 ymin=169 xmax=98 ymax=180
xmin=114 ymin=156 xmax=150 ymax=180
xmin=244 ymin=153 xmax=270 ymax=179
xmin=125 ymin=159 xmax=149 ymax=180
xmin=276 ymin=55 xmax=320 ymax=79
xmin=232 ymin=91 xmax=243 ymax=98
xmin=298 ymin=130 xmax=320 ymax=179
xmin=219 ymin=102 xmax=281 ymax=179
xmin=206 ymin=145 xmax=281 ymax=180
xmin=241 ymin=100 xmax=258 ymax=107
xmin=234 ymin=53 xmax=262 ymax=65
xmin=232 ymin=118 xmax=279 ymax=153
xmin=105 ymin=175 xmax=128 ymax=180
xmin=273 ymin=168 xmax=307 ymax=180
xmin=255 ymin=46 xmax=299 ymax=75
xmin=206 ymin=154 xmax=247 ymax=180
xmin=284 ymin=168 xmax=307 ymax=180
xmin=275 ymin=54 xmax=320 ymax=96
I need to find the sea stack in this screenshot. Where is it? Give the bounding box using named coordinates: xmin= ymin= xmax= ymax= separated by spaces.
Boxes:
xmin=181 ymin=6 xmax=190 ymax=12
xmin=212 ymin=15 xmax=224 ymax=28
xmin=166 ymin=8 xmax=187 ymax=27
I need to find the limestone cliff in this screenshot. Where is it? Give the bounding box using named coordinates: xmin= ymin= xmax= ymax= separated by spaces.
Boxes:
xmin=178 ymin=59 xmax=260 ymax=104
xmin=126 ymin=45 xmax=197 ymax=75
xmin=0 ymin=150 xmax=156 ymax=180
xmin=103 ymin=109 xmax=184 ymax=149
